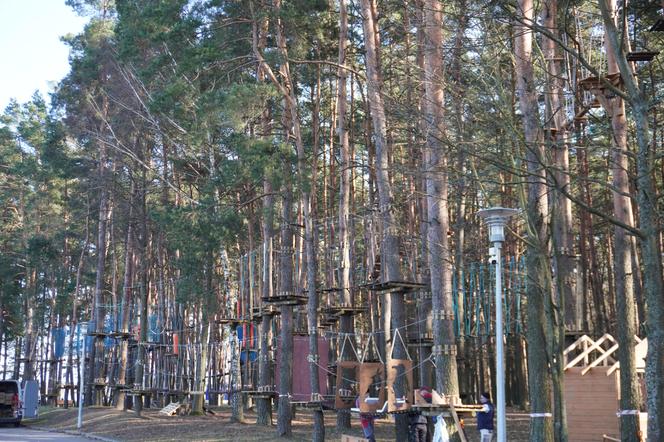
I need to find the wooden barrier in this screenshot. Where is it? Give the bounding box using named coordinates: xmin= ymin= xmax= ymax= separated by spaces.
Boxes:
xmin=358 ymin=362 xmax=385 ymax=413
xmin=386 ymin=358 xmax=412 ymax=413
xmin=335 ymin=361 xmax=359 ymax=409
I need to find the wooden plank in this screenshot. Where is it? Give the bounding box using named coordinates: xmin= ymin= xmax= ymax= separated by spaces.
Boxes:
xmin=341 ymin=435 xmax=369 ymax=442
xmin=159 ymin=401 xmax=181 ymax=416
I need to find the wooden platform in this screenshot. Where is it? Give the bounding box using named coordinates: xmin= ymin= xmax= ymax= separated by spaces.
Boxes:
xmin=243 ymin=390 xmax=277 ymax=399
xmin=216 ymin=317 xmax=251 ymax=325
xmin=626 ymin=51 xmax=659 ymax=62
xmin=322 ymin=305 xmax=367 ymax=316
xmin=578 ymin=73 xmax=622 ymax=91
xmin=406 ymin=337 xmax=434 ymax=347
xmin=126 ymin=389 xmax=154 ymax=396
xmin=319 ymin=318 xmax=338 ymax=327
xmin=255 ymin=305 xmax=281 ymax=318
xmin=108 ymin=331 xmax=132 ymax=339
xmin=319 ymin=287 xmax=342 ymax=293
xmin=87 ymin=331 xmax=112 ymax=338
xmin=262 ymin=293 xmax=308 ymax=306
xmin=361 ymin=280 xmax=427 ymax=294
xmin=165 ymin=390 xmax=186 ymax=396
xmin=290 ymin=400 xmax=327 ymax=409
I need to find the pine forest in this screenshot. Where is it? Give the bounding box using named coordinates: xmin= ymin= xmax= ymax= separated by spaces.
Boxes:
xmin=1 ymin=1 xmax=663 ymax=441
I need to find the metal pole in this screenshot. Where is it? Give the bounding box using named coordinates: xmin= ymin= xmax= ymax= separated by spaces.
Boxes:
xmin=494 ymin=241 xmax=506 ymax=442
xmin=77 ymin=329 xmax=86 ymax=430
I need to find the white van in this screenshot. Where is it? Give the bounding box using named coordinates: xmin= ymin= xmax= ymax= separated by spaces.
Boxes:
xmin=0 ymin=379 xmax=39 ymax=427
xmin=0 ymin=380 xmax=23 ymax=427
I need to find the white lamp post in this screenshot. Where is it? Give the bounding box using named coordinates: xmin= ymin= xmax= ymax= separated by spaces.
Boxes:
xmin=477 ymin=207 xmax=519 ymax=442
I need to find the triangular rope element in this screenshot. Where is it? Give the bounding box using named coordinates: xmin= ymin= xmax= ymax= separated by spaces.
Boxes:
xmin=361 ymin=333 xmax=383 ymax=364
xmin=388 ymin=328 xmax=412 ymax=361
xmin=339 ymin=333 xmax=360 ymax=362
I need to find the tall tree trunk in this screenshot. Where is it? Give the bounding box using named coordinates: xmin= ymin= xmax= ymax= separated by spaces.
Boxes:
xmin=22 ymin=268 xmax=37 ymax=382
xmin=541 ymin=1 xmax=571 ymax=439
xmin=276 ymin=187 xmax=294 ymax=437
xmin=422 ymin=1 xmax=461 ymax=438
xmin=450 ymin=0 xmax=469 ymax=402
xmin=65 ymin=211 xmax=89 ymax=409
xmin=257 ymin=182 xmax=274 ymax=426
xmin=253 ymin=3 xmax=273 ymax=425
xmin=360 ymin=0 xmax=408 ymax=438
xmin=336 ymin=0 xmax=353 ymax=431
xmin=192 ymin=313 xmax=210 ymax=414
xmin=514 ymin=1 xmax=554 ymax=440
xmin=251 ymin=0 xmax=321 ymax=435
xmin=116 ymin=182 xmax=134 ymax=410
xmin=89 ymin=139 xmax=110 ymax=406
xmin=133 ymin=167 xmax=149 ymax=416
xmin=595 ymin=2 xmax=643 ymax=440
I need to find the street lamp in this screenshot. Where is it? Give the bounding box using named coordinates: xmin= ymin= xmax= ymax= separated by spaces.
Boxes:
xmin=477 ymin=207 xmax=519 ymax=442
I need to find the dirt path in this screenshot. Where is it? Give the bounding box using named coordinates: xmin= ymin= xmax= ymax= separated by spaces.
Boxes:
xmin=26 ymin=406 xmax=529 ymax=441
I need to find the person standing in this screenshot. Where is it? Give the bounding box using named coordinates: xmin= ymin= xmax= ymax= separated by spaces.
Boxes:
xmin=356 ymin=397 xmax=376 ymax=442
xmin=409 ymin=387 xmax=432 ymax=442
xmin=477 ymin=392 xmax=495 ymax=442
xmin=408 ymin=409 xmax=428 ymax=442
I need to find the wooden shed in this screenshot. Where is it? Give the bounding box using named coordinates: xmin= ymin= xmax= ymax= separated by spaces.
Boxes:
xmin=563 ymin=334 xmax=647 ymax=441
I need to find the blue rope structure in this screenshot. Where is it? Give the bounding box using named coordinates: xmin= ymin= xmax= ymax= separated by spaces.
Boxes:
xmin=452 ymin=256 xmax=527 ymax=338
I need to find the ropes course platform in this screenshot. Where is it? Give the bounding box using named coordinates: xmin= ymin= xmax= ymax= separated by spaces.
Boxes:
xmin=318 ymin=287 xmax=342 ymax=293
xmin=126 ymin=388 xmax=155 ymax=396
xmin=578 ymin=73 xmax=622 ymax=91
xmin=406 ymin=337 xmax=434 ymax=347
xmin=87 ymin=331 xmax=112 ymax=338
xmin=242 ymin=390 xmax=278 ymax=399
xmin=322 ymin=305 xmax=367 ymax=316
xmin=108 ymin=331 xmax=132 ymax=339
xmin=262 ymin=293 xmax=308 ymax=306
xmin=626 ymin=51 xmax=659 ymax=62
xmin=251 ymin=305 xmax=281 ymax=319
xmin=216 ymin=317 xmax=251 ymax=325
xmin=361 ymin=280 xmax=427 ymax=294
xmin=290 ymin=400 xmax=335 ymax=410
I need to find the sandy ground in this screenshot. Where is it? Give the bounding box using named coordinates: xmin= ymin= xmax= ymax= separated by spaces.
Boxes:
xmin=25 ymin=405 xmax=530 ymax=441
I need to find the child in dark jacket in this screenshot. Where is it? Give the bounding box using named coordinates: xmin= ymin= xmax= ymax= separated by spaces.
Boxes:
xmin=477 ymin=392 xmax=495 ymax=442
